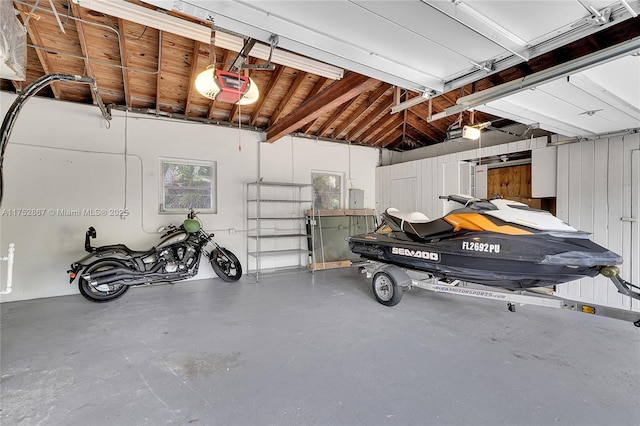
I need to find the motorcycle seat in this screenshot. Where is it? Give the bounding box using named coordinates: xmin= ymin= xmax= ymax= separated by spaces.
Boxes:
xmin=95 ymin=244 xmax=156 ymax=257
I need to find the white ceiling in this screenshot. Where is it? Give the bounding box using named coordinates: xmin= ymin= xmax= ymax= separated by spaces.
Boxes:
xmin=476 ymin=54 xmax=640 ymax=137
xmin=141 ymin=0 xmax=640 ymax=138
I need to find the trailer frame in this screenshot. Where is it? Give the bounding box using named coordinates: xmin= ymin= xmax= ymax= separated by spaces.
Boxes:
xmin=359 ymin=262 xmax=640 ymax=327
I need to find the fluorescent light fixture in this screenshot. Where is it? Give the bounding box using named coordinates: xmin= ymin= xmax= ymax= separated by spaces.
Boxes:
xmin=390 ymin=95 xmax=429 ymax=114
xmin=71 ymin=0 xmax=343 ymax=80
xmin=214 ymin=32 xmax=343 ymax=80
xmin=71 ymin=0 xmax=211 ymax=43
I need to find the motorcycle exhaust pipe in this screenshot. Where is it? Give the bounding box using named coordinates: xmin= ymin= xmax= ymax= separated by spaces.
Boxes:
xmin=83 ymin=263 xmax=164 ymax=286
xmin=85 ymin=267 xmax=133 ymax=280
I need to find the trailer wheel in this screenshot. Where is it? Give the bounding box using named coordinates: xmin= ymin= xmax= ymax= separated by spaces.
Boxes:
xmin=372 ymin=271 xmax=403 ymax=306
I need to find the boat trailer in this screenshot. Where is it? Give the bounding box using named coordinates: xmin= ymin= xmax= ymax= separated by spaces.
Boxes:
xmin=358 ymin=262 xmax=640 ymax=327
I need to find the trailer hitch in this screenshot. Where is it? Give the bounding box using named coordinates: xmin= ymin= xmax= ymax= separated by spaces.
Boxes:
xmin=600 ymin=266 xmax=640 ymax=301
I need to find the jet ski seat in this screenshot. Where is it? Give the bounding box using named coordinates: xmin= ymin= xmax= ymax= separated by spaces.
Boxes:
xmin=385 ymin=207 xmax=454 ymax=240
xmin=386 ymin=208 xmax=430 ymax=223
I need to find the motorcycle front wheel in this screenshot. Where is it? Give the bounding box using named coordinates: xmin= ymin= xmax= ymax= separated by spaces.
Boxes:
xmin=209 ymin=248 xmax=242 ymax=282
xmin=78 ymin=260 xmax=130 ymax=302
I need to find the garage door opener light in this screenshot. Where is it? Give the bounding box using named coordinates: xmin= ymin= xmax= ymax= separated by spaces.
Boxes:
xmin=195 ymin=67 xmax=259 ymax=105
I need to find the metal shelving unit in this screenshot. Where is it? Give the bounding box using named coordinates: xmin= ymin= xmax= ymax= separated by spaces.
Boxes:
xmin=246 ymin=181 xmax=314 ymax=281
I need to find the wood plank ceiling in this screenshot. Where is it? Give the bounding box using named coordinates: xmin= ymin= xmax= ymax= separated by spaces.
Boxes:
xmin=2 ymin=0 xmax=640 ymax=151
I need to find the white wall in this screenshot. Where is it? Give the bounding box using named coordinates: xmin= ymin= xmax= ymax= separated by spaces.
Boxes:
xmin=0 ymin=93 xmax=379 ymax=302
xmin=376 ymin=135 xmax=639 ymax=312
xmin=554 ymin=134 xmax=640 ymax=312
xmin=377 ymin=137 xmax=547 ymax=218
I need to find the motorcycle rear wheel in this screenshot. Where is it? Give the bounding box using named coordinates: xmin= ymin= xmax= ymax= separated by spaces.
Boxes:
xmin=210 ymin=248 xmax=242 ymax=282
xmin=78 ymin=260 xmax=130 ymax=302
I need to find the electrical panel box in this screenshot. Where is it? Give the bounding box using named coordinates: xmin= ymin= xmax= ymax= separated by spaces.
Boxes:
xmin=349 ymin=189 xmax=364 ymax=209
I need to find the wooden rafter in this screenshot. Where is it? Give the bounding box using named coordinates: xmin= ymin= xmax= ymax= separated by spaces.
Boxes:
xmin=316 ymin=95 xmax=360 ymax=137
xmin=346 ymin=95 xmax=394 ymax=141
xmin=156 ymin=31 xmax=164 ymax=112
xmin=265 ymin=73 xmax=379 ymax=143
xmin=406 ymin=111 xmax=445 ymax=141
xmin=269 ymin=71 xmax=307 ymax=125
xmin=300 ymin=77 xmax=330 ymax=133
xmin=15 ymin=2 xmax=61 ymax=99
xmin=71 ymin=3 xmax=98 ymax=106
xmin=249 ymin=65 xmax=285 ymax=126
xmin=364 ymin=114 xmax=402 ymax=145
xmin=379 ymin=128 xmax=404 ymax=148
xmin=117 ymin=18 xmax=133 ymax=108
xmin=184 ymin=41 xmax=202 ymax=115
xmin=404 ymin=127 xmax=428 ymax=147
xmin=333 ymin=83 xmax=390 ymax=138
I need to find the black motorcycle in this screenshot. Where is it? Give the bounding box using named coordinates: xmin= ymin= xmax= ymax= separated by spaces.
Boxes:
xmin=67 ymin=211 xmax=242 ymax=302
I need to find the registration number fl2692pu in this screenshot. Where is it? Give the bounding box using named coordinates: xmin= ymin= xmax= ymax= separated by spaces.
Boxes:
xmin=461 ymin=241 xmax=501 ymax=253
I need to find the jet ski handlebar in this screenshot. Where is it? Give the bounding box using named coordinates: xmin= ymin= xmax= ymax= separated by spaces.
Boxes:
xmin=439 ymin=194 xmax=503 ymax=211
xmin=439 ymin=194 xmax=478 ymax=205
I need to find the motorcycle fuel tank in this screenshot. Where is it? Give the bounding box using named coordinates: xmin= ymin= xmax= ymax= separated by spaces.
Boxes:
xmin=157 ymin=231 xmax=188 ymax=249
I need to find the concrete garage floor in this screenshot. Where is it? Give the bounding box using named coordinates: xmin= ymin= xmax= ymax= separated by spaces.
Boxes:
xmin=1 ymin=267 xmax=639 ymax=426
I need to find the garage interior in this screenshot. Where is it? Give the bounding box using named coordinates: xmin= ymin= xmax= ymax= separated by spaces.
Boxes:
xmin=1 ymin=0 xmax=639 ymax=425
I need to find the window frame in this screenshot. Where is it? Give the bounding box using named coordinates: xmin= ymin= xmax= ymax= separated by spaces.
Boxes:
xmin=311 ymin=171 xmax=344 ymax=210
xmin=159 ymin=158 xmax=217 ymax=214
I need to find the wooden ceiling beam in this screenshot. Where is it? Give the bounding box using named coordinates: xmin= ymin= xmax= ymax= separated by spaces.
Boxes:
xmin=155 ymin=31 xmax=165 ymax=112
xmin=316 ymin=95 xmax=360 ymax=137
xmin=406 ymin=111 xmax=445 ymax=141
xmin=365 ymin=114 xmax=402 ymax=145
xmin=249 ymin=64 xmax=286 ymax=126
xmin=265 ymin=72 xmax=379 ymax=143
xmin=379 ymin=128 xmax=405 ymax=148
xmin=300 ymin=77 xmax=330 ymax=133
xmin=346 ymin=94 xmax=394 ymax=141
xmin=117 ymin=18 xmax=133 ymax=108
xmin=71 ymin=3 xmax=98 ymax=106
xmin=404 ymin=127 xmax=428 ymax=147
xmin=15 ymin=2 xmax=62 ymax=99
xmin=184 ymin=41 xmax=202 ymax=116
xmin=332 ymin=83 xmax=390 ymax=138
xmin=269 ymin=71 xmax=308 ymax=125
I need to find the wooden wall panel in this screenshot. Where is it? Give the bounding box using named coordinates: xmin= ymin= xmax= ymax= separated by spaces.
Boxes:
xmin=487 ymin=164 xmax=531 ymax=199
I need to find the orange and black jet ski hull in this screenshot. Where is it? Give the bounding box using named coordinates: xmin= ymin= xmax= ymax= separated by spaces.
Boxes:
xmin=348 ymin=231 xmax=621 ymax=288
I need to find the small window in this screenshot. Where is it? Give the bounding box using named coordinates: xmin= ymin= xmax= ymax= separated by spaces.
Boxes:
xmin=161 ymin=159 xmax=216 ymax=213
xmin=312 ymin=172 xmax=343 ymax=210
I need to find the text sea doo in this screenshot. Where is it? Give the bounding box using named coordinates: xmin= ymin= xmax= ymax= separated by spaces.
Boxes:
xmin=348 ymin=195 xmax=639 ymax=300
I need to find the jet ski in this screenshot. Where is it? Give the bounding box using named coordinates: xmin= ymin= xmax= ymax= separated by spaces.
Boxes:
xmin=348 ymin=194 xmax=640 ymax=300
